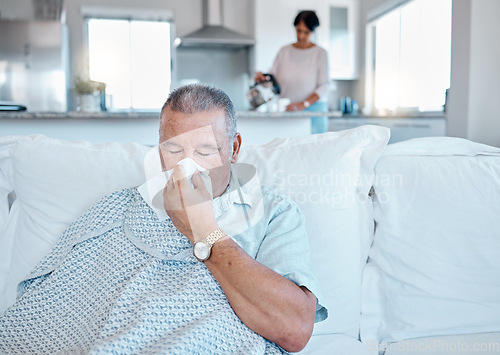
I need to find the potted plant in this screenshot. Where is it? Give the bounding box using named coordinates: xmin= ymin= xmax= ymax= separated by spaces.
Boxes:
xmin=73 ymin=77 xmax=106 ymax=112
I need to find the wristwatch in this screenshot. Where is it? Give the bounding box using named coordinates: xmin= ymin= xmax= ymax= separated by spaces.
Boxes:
xmin=193 ymin=228 xmax=228 ymax=262
xmin=303 ymin=100 xmax=310 ymax=108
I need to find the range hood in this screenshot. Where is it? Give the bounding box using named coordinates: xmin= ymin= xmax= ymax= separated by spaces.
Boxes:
xmin=179 ymin=0 xmax=255 ymax=49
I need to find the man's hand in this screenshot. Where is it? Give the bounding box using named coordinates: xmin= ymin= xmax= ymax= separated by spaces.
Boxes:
xmin=163 ymin=165 xmax=218 ymax=243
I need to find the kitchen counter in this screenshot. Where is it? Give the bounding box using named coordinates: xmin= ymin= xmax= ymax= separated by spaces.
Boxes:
xmin=0 ymin=110 xmax=316 ymax=145
xmin=238 ymin=110 xmax=446 ymax=119
xmin=0 ymin=111 xmax=160 ymax=120
xmin=0 ymin=110 xmax=447 ymax=145
xmin=0 ymin=111 xmax=321 ymax=145
xmin=0 ymin=110 xmax=446 ymax=119
xmin=0 ymin=111 xmax=161 ymax=145
xmin=0 ymin=110 xmax=335 ymax=119
xmin=236 ymin=110 xmax=341 ymax=118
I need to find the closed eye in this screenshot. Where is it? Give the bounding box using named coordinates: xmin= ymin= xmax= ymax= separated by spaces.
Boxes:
xmin=196 ymin=151 xmax=218 ymax=157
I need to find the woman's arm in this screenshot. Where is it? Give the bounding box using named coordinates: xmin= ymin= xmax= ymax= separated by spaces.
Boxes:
xmin=286 ymin=93 xmax=320 ymax=111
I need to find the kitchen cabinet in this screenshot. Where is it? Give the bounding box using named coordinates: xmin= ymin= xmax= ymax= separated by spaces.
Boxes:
xmin=329 ymin=117 xmax=446 ymax=144
xmin=0 ymin=111 xmax=314 ymax=146
xmin=321 ymin=0 xmax=359 ymax=79
xmin=237 ymin=111 xmax=313 ymax=144
xmin=0 ymin=113 xmax=161 ymax=146
xmin=253 ymin=0 xmax=300 ymax=73
xmin=0 ymin=20 xmax=69 ymax=112
xmin=0 ymin=0 xmax=64 ymax=20
xmin=0 ymin=0 xmax=31 ymax=20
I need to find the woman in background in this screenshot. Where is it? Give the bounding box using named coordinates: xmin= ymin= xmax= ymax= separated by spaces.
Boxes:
xmin=255 ymin=10 xmax=330 ymax=134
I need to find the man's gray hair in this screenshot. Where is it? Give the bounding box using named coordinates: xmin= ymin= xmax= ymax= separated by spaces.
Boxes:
xmin=160 ymin=83 xmax=237 ymax=138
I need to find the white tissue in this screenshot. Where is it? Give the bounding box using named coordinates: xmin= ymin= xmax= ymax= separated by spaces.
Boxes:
xmin=137 ymin=158 xmax=213 ymax=221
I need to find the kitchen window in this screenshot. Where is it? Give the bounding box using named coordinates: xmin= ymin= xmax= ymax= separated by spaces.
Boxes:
xmin=365 ymin=0 xmax=452 ymax=114
xmin=85 ymin=10 xmax=173 ymax=111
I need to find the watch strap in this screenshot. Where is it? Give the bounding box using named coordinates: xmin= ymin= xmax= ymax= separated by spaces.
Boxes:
xmin=204 ymin=228 xmax=227 ymax=246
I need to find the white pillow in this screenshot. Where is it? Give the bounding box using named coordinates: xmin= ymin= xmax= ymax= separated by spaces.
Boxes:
xmin=0 ymin=135 xmax=151 ymax=312
xmin=238 ymin=125 xmax=390 ymax=337
xmin=361 ymin=137 xmax=500 ymax=344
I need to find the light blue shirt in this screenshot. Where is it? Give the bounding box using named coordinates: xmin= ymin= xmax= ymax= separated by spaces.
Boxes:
xmin=213 ymin=163 xmax=327 ymax=323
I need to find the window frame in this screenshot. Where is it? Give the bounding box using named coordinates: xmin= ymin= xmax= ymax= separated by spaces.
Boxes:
xmin=364 ymin=0 xmax=451 ymax=115
xmin=80 ymin=6 xmax=176 ymax=112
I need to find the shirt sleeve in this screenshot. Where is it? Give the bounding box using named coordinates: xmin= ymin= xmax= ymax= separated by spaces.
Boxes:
xmin=269 ymin=47 xmax=283 ymax=77
xmin=314 ymin=48 xmax=330 ymax=100
xmin=255 ymin=198 xmax=328 ymax=323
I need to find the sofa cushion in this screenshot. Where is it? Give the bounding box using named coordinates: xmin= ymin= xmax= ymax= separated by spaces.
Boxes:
xmin=0 ymin=135 xmax=151 ymax=312
xmin=361 ymin=137 xmax=500 ymax=343
xmin=0 ymin=126 xmax=391 ymax=340
xmin=238 ymin=125 xmax=390 ymax=337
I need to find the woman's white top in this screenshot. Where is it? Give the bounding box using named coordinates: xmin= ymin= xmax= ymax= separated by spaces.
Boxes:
xmin=269 ymin=44 xmax=329 ymax=103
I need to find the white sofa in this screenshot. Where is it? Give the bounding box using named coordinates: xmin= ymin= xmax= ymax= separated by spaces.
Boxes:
xmin=1 ymin=126 xmax=499 ymax=354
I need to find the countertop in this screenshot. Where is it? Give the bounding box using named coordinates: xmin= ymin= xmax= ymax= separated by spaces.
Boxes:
xmin=0 ymin=110 xmax=446 ymax=119
xmin=0 ymin=111 xmax=160 ymax=120
xmin=0 ymin=110 xmax=327 ymax=119
xmin=0 ymin=109 xmax=447 ymax=145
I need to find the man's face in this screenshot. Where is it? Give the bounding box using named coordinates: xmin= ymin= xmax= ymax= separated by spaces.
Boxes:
xmin=159 ymin=107 xmax=239 ymax=198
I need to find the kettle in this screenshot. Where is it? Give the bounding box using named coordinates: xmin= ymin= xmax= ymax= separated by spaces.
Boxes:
xmin=247 ymin=74 xmax=281 ymax=109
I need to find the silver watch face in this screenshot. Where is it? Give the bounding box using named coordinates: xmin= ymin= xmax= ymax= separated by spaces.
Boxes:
xmin=193 ymin=241 xmax=211 ymax=261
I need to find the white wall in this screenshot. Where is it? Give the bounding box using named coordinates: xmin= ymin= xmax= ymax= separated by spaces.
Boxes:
xmin=254 ymin=0 xmax=307 ymax=73
xmin=466 ymin=0 xmax=500 ymax=147
xmin=447 ymin=0 xmax=500 ymax=147
xmin=0 ymin=0 xmax=29 ymax=18
xmin=253 ymin=0 xmax=331 ymax=74
xmin=446 ymin=0 xmax=470 ymax=140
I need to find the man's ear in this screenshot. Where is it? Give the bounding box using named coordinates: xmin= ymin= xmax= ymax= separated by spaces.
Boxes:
xmin=231 ymin=133 xmax=242 ymax=164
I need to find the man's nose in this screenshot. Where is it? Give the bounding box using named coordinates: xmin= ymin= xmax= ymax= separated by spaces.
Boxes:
xmin=166 ymin=153 xmax=191 ymax=171
xmin=174 ymin=153 xmax=199 ymax=168
xmin=175 ymin=150 xmax=194 ymax=162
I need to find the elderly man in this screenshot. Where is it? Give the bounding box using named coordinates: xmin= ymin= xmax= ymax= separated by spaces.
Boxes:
xmin=0 ymin=84 xmax=326 ymax=353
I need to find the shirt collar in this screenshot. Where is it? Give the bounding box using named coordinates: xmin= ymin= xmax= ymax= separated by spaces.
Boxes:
xmin=212 ymin=165 xmax=255 ymax=218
